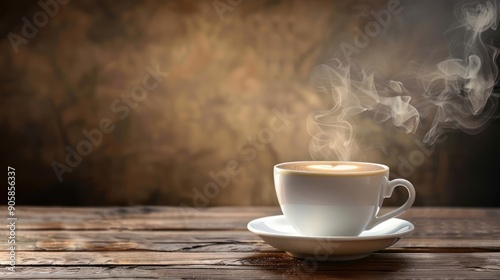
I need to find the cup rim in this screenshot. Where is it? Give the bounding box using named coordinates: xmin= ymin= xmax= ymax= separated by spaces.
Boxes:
xmin=274 ymin=161 xmax=389 ymax=176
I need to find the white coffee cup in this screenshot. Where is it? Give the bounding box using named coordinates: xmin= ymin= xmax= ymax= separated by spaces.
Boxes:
xmin=274 ymin=161 xmax=415 ymax=236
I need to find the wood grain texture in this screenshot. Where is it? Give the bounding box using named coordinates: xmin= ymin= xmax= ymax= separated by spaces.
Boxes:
xmin=1 ymin=265 xmax=499 ymax=280
xmin=4 ymin=207 xmax=500 ymax=232
xmin=2 ymin=251 xmax=500 ymax=266
xmin=2 ymin=231 xmax=499 ymax=252
xmin=0 ymin=253 xmax=500 ymax=279
xmin=1 ymin=206 xmax=500 ymax=279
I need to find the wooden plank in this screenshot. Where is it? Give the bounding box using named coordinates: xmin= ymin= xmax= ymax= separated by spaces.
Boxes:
xmin=1 ymin=251 xmax=500 ymax=267
xmin=0 ymin=253 xmax=499 ymax=279
xmin=0 ymin=267 xmax=500 ymax=279
xmin=7 ymin=218 xmax=500 ymax=231
xmin=8 ymin=230 xmax=259 ymax=243
xmin=7 ymin=230 xmax=500 ymax=245
xmin=5 ymin=240 xmax=500 ymax=254
xmin=5 ymin=216 xmax=500 ymax=234
xmin=6 ymin=217 xmax=251 ymax=230
xmin=5 ymin=206 xmax=499 ymax=222
xmin=0 ymin=206 xmax=282 ymax=230
xmin=394 ymin=238 xmax=500 ymax=251
xmin=4 ymin=209 xmax=500 ymax=231
xmin=2 ymin=230 xmax=499 ymax=252
xmin=7 ymin=206 xmax=281 ymax=219
xmin=1 ymin=267 xmax=499 ymax=280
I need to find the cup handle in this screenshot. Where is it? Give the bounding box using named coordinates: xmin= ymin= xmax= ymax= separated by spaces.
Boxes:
xmin=365 ymin=178 xmax=416 ymax=230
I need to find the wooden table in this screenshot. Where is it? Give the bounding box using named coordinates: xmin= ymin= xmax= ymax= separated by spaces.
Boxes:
xmin=1 ymin=207 xmax=499 ymax=279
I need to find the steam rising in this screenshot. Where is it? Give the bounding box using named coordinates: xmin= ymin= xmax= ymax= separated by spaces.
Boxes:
xmin=309 ymin=0 xmax=499 ymax=161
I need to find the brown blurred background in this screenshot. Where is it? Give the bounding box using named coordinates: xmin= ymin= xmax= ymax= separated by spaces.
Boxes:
xmin=1 ymin=0 xmax=499 ymax=207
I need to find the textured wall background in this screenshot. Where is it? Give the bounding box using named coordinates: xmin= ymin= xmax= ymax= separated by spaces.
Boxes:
xmin=1 ymin=0 xmax=499 ymax=207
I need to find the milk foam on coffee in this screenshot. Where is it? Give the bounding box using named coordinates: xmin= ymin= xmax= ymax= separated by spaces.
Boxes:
xmin=278 ymin=162 xmax=386 ymax=174
xmin=308 ymin=164 xmax=358 ymax=171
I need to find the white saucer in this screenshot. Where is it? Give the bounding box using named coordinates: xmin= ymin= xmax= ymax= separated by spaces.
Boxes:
xmin=247 ymin=215 xmax=414 ymax=261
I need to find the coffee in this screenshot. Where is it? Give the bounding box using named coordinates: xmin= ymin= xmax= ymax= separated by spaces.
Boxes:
xmin=276 ymin=161 xmax=387 ymax=175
